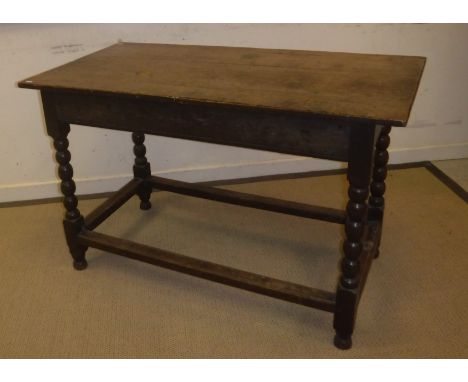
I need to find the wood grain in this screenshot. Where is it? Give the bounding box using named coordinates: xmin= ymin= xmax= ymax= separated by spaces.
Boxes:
xmin=48 ymin=91 xmax=351 ymax=161
xmin=77 ymin=229 xmax=337 ymax=312
xmin=18 ymin=42 xmax=428 ymax=350
xmin=19 ymin=42 xmax=425 ymax=126
xmin=149 ymin=175 xmax=346 ymax=224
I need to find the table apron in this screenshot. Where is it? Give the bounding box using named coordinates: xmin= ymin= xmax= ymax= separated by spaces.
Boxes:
xmin=47 ymin=91 xmax=351 ymax=161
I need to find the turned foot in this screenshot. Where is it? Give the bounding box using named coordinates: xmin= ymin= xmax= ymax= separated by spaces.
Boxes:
xmin=334 ymin=334 xmax=352 ymax=350
xmin=73 ymin=259 xmax=88 ymax=271
xmin=140 ymin=200 xmax=152 ymax=210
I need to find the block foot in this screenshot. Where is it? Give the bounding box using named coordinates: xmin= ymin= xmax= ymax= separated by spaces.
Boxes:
xmin=374 ymin=249 xmax=380 ymax=259
xmin=140 ymin=200 xmax=152 ymax=210
xmin=73 ymin=259 xmax=88 ymax=271
xmin=334 ymin=334 xmax=352 ymax=350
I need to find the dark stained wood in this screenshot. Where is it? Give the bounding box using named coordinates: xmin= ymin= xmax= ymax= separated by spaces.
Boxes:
xmin=369 ymin=125 xmax=392 ymax=219
xmin=368 ymin=125 xmax=392 ymax=258
xmin=42 ymin=92 xmax=88 ymax=270
xmin=19 ymin=42 xmax=427 ymax=350
xmin=77 ymin=229 xmax=337 ymax=312
xmin=149 ymin=175 xmax=346 ymax=224
xmin=47 ymin=90 xmax=351 ymax=162
xmin=19 ymin=42 xmax=425 ymax=126
xmin=333 ymin=124 xmax=377 ymax=350
xmin=332 ymin=222 xmax=379 ymax=349
xmin=132 ymin=133 xmax=152 ymax=210
xmin=55 ymin=133 xmax=88 ymax=271
xmin=357 ymin=222 xmax=381 ymax=301
xmin=40 ymin=91 xmax=69 ymax=139
xmin=84 ymin=178 xmax=143 ymax=230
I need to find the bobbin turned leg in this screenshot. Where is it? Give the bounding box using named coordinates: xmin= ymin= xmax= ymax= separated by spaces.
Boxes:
xmin=41 ymin=91 xmax=88 ymax=270
xmin=132 ymin=132 xmax=152 ymax=210
xmin=368 ymin=125 xmax=391 ymax=259
xmin=334 ymin=125 xmax=377 ymax=350
xmin=54 ymin=136 xmax=88 ymax=270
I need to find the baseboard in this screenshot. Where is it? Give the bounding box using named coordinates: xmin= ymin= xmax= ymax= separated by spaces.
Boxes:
xmin=0 ymin=157 xmax=344 ymax=203
xmin=389 ymin=142 xmax=468 ymax=163
xmin=1 ymin=143 xmax=467 ymax=203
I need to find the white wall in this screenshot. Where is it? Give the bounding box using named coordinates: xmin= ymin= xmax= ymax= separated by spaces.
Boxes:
xmin=1 ymin=24 xmax=467 ymax=202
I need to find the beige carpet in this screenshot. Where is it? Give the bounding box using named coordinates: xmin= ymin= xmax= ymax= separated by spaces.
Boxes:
xmin=433 ymin=158 xmax=468 ymax=191
xmin=0 ymin=167 xmax=467 ymax=358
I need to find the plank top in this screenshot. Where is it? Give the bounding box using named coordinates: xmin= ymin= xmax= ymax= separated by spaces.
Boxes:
xmin=18 ymin=42 xmax=426 ymax=126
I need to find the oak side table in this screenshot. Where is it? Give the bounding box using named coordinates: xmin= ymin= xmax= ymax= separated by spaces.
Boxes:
xmin=18 ymin=42 xmax=425 ymax=349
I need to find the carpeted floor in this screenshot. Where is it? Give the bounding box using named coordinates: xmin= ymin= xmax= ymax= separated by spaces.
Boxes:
xmin=433 ymin=158 xmax=468 ymax=191
xmin=0 ymin=167 xmax=467 ymax=358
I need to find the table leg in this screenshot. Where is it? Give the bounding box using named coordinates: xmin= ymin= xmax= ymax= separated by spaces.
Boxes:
xmin=41 ymin=92 xmax=88 ymax=270
xmin=369 ymin=125 xmax=391 ymax=259
xmin=53 ymin=132 xmax=88 ymax=270
xmin=132 ymin=132 xmax=152 ymax=210
xmin=333 ymin=125 xmax=377 ymax=350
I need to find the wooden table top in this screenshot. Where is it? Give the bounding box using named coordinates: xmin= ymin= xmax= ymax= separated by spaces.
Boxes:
xmin=18 ymin=42 xmax=426 ymax=126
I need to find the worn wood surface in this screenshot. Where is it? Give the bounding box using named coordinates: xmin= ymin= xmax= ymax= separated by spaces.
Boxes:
xmin=132 ymin=133 xmax=152 ymax=210
xmin=77 ymin=229 xmax=337 ymax=312
xmin=19 ymin=42 xmax=425 ymax=126
xmin=18 ymin=42 xmax=427 ymax=350
xmin=46 ymin=91 xmax=351 ymax=161
xmin=149 ymin=175 xmax=346 ymax=224
xmin=83 ymin=178 xmax=142 ymax=230
xmin=333 ymin=124 xmax=378 ymax=350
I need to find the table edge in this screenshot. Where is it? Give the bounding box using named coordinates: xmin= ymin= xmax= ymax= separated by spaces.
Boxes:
xmin=17 ymin=42 xmax=429 ymax=127
xmin=17 ymin=82 xmax=410 ymax=127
